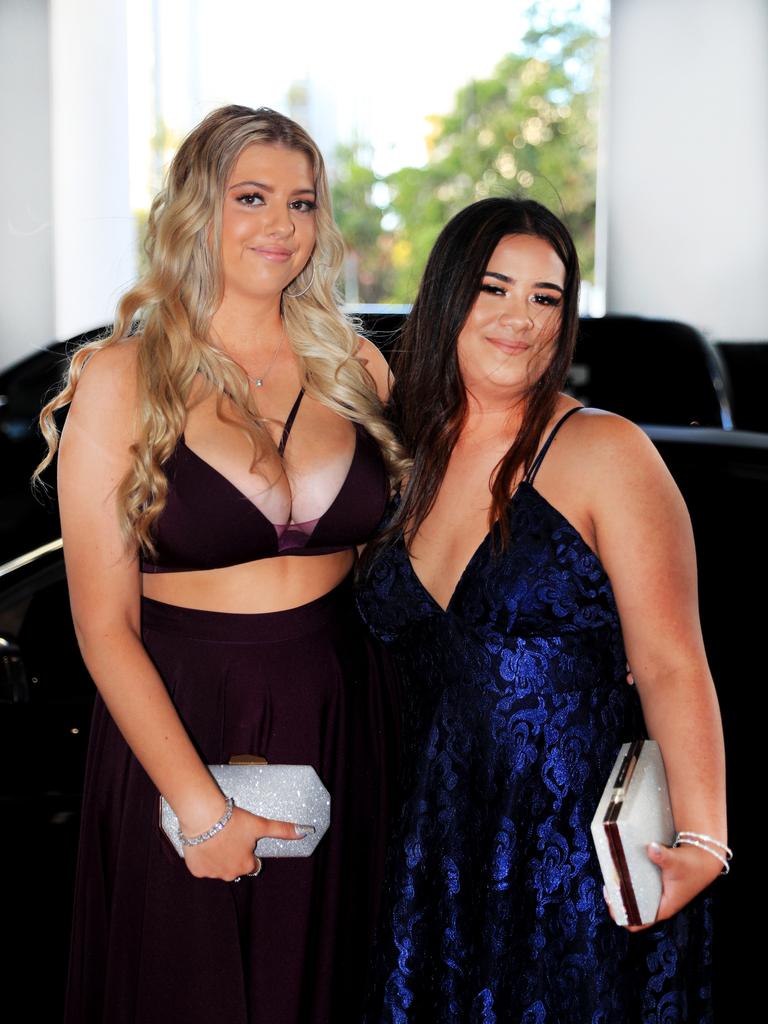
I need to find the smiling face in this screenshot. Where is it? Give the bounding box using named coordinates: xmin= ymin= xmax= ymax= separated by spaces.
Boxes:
xmin=456 ymin=233 xmax=566 ymax=397
xmin=219 ymin=142 xmax=317 ymax=302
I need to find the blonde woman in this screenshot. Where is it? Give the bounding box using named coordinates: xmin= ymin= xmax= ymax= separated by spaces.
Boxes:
xmin=38 ymin=106 xmax=402 ymax=1024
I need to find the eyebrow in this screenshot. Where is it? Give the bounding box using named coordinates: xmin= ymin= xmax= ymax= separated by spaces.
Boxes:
xmin=228 ymin=179 xmax=316 ymax=197
xmin=485 ymin=270 xmax=563 ymax=293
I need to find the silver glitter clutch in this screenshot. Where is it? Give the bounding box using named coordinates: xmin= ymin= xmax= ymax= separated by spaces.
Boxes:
xmin=160 ymin=757 xmax=331 ymax=858
xmin=590 ymin=740 xmax=674 ymax=926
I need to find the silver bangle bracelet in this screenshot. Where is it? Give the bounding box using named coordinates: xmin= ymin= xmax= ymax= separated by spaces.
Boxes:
xmin=675 ymin=830 xmax=732 ymax=860
xmin=178 ymin=796 xmax=235 ymax=847
xmin=673 ymin=834 xmax=731 ymax=875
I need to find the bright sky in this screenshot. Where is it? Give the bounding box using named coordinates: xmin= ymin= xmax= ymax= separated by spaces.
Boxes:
xmin=128 ymin=0 xmax=607 ymax=208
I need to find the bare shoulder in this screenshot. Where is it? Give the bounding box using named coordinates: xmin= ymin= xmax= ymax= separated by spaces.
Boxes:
xmin=354 ymin=335 xmax=392 ymax=401
xmin=564 ymin=407 xmax=666 ymax=475
xmin=77 ymin=337 xmax=139 ymax=392
xmin=561 ymin=407 xmax=682 ymax=515
xmin=66 ymin=338 xmax=141 ymax=444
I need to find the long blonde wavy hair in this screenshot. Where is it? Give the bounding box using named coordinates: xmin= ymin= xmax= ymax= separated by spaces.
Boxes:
xmin=36 ymin=104 xmax=405 ymax=554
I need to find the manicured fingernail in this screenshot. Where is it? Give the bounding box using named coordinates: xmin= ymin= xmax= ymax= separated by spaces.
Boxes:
xmin=649 ymin=841 xmax=662 ymax=855
xmin=295 ymin=824 xmax=315 ymax=837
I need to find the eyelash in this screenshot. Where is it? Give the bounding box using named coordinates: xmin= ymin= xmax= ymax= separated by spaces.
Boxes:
xmin=479 ymin=283 xmax=561 ymax=307
xmin=235 ymin=192 xmax=316 ymax=213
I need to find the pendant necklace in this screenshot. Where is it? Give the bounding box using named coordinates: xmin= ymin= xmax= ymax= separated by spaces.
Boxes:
xmin=247 ymin=333 xmax=284 ymax=388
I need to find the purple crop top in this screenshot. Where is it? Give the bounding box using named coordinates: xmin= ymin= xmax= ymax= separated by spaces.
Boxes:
xmin=140 ymin=390 xmax=389 ymax=573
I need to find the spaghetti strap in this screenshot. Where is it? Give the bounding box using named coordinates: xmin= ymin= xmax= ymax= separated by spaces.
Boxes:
xmin=278 ymin=388 xmax=305 ymax=456
xmin=524 ymin=407 xmax=582 ymax=484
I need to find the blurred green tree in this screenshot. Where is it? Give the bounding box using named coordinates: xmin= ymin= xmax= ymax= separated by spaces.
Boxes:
xmin=329 ymin=140 xmax=397 ymax=304
xmin=331 ymin=2 xmax=603 ymax=304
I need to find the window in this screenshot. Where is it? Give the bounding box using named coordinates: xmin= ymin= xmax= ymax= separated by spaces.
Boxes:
xmin=130 ymin=0 xmax=608 ymax=306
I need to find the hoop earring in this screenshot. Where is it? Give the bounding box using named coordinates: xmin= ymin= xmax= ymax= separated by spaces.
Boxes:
xmin=284 ymin=262 xmax=315 ymax=299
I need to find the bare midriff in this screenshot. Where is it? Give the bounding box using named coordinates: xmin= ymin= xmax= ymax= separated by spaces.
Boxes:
xmin=141 ymin=549 xmax=355 ymax=613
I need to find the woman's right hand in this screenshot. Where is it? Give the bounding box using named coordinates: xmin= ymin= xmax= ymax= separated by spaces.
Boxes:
xmin=182 ymin=806 xmax=311 ymax=881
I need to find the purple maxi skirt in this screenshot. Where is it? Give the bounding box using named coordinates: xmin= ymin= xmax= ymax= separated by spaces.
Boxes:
xmin=65 ymin=576 xmax=398 ymax=1024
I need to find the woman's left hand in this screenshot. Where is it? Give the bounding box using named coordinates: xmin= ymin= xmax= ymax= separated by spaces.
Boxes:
xmin=604 ymin=841 xmax=724 ymax=931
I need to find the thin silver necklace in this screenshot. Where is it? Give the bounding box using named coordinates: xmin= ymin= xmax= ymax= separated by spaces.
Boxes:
xmin=247 ymin=333 xmax=284 ymax=388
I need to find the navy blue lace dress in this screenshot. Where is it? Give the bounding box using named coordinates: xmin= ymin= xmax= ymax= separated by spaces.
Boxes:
xmin=356 ymin=411 xmax=713 ymax=1023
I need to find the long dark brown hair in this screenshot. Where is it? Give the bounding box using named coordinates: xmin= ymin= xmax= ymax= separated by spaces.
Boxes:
xmin=388 ymin=196 xmax=580 ymax=550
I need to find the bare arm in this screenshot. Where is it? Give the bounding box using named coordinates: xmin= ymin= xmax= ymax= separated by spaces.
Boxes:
xmin=583 ymin=412 xmax=726 ymax=925
xmin=58 ymin=343 xmax=300 ymax=878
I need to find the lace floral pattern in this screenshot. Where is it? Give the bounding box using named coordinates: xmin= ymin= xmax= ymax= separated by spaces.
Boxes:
xmin=357 ymin=484 xmax=712 ymax=1023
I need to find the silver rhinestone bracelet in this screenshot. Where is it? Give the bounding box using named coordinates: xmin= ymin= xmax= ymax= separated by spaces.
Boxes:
xmin=673 ymin=830 xmax=732 ymax=875
xmin=675 ymin=830 xmax=732 ymax=860
xmin=178 ymin=796 xmax=235 ymax=847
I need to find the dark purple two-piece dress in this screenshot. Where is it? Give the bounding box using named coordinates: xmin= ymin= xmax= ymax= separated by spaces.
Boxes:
xmin=66 ymin=391 xmax=398 ymax=1024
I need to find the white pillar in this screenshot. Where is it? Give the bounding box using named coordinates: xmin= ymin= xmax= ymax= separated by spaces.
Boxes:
xmin=0 ymin=0 xmax=54 ymax=369
xmin=603 ymin=0 xmax=768 ymax=341
xmin=49 ymin=0 xmax=135 ymax=340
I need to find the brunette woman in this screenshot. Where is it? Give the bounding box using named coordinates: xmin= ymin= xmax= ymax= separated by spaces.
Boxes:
xmin=37 ymin=105 xmax=402 ymax=1024
xmin=357 ymin=197 xmax=726 ymax=1022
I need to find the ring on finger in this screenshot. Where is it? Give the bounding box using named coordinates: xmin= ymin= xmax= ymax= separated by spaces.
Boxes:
xmin=247 ymin=858 xmax=263 ymax=879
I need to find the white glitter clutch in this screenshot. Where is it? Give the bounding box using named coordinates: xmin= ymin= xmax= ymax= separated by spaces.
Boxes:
xmin=160 ymin=757 xmax=331 ymax=858
xmin=590 ymin=740 xmax=674 ymax=926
